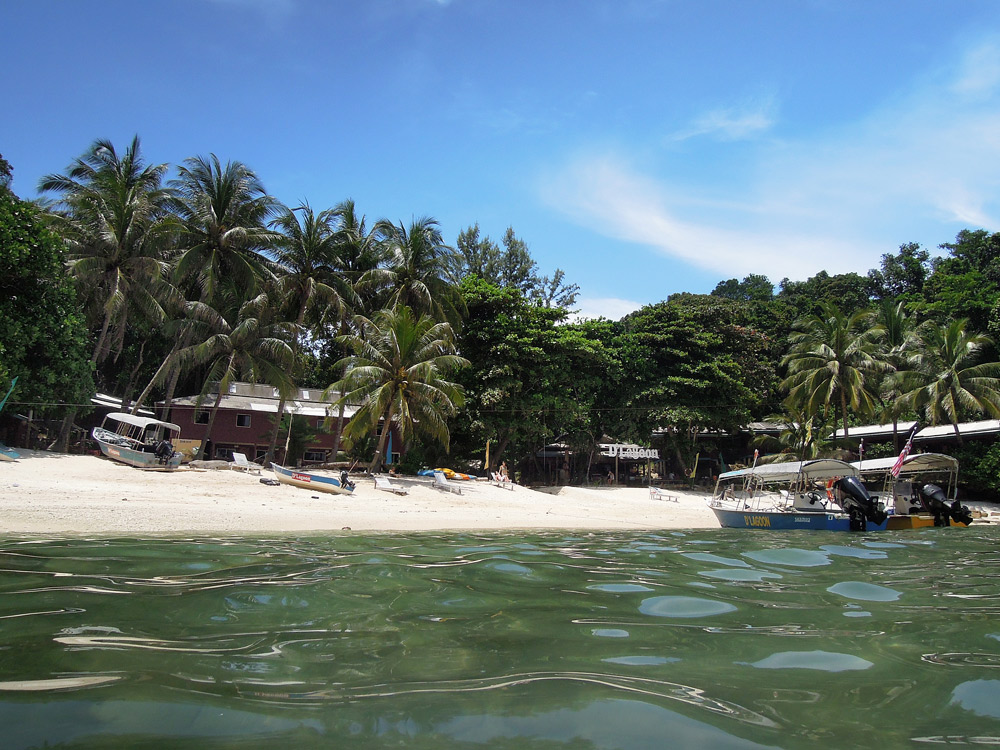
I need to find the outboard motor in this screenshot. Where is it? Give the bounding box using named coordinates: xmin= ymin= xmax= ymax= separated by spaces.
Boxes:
xmin=832 ymin=476 xmax=888 ymax=531
xmin=340 ymin=470 xmax=355 ymax=491
xmin=920 ymin=484 xmax=973 ymax=527
xmin=155 ymin=440 xmax=174 ymax=465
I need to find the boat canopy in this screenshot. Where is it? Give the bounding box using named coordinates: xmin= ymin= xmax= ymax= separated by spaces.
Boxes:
xmin=851 ymin=453 xmax=958 ymax=475
xmin=103 ymin=412 xmax=181 ymax=434
xmin=719 ymin=458 xmax=858 ymax=483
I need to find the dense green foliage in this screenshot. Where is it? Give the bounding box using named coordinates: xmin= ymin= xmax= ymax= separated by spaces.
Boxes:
xmin=6 ymin=138 xmax=1000 ymax=497
xmin=0 ymin=168 xmax=94 ymax=417
xmin=450 ymin=277 xmax=610 ymax=479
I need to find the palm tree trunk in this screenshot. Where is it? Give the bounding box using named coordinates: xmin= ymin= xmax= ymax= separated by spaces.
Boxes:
xmin=119 ymin=340 xmax=146 ymax=410
xmin=265 ymin=396 xmax=287 ymax=467
xmin=368 ymin=402 xmax=395 ymax=474
xmin=197 ymin=387 xmax=226 ymax=460
xmin=840 ymin=389 xmax=849 ymax=439
xmin=266 ymin=312 xmax=305 ymax=467
xmin=132 ymin=350 xmax=174 ymax=415
xmin=161 ymin=362 xmax=183 ymax=421
xmin=330 ymin=395 xmax=347 ymax=461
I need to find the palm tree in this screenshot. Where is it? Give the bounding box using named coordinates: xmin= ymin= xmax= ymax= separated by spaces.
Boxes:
xmin=782 ymin=302 xmax=890 ymax=439
xmin=362 ymin=216 xmax=462 ymax=321
xmin=900 ymin=318 xmax=1000 ymax=445
xmin=875 ymin=299 xmax=918 ymax=450
xmin=169 ymin=293 xmax=296 ymax=460
xmin=751 ymin=407 xmax=846 ymax=463
xmin=39 ymin=136 xmax=177 ymax=365
xmin=38 ymin=136 xmax=178 ymax=450
xmin=325 ymin=306 xmax=468 ymax=473
xmin=171 ymin=154 xmax=280 ymax=305
xmin=325 ymin=199 xmax=384 ymax=461
xmin=262 ymin=203 xmax=350 ymax=464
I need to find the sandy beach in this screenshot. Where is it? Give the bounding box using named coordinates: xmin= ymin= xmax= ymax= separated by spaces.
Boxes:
xmin=0 ymin=450 xmax=720 ymax=535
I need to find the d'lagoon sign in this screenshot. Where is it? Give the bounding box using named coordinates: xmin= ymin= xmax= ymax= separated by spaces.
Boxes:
xmin=601 ymin=444 xmax=659 ymax=460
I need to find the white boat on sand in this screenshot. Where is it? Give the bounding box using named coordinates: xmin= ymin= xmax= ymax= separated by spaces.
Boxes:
xmin=91 ymin=412 xmax=182 ymax=469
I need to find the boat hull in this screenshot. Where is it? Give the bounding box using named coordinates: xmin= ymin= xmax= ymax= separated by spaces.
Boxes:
xmin=711 ymin=506 xmax=890 ymax=532
xmin=271 ymin=464 xmax=354 ymax=495
xmin=93 ymin=431 xmax=182 ymax=469
xmin=885 ymin=514 xmax=969 ymax=530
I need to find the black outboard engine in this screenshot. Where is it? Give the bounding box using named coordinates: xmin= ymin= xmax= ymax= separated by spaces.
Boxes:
xmin=340 ymin=470 xmax=355 ymax=491
xmin=832 ymin=476 xmax=888 ymax=531
xmin=920 ymin=483 xmax=973 ymax=527
xmin=155 ymin=440 xmax=174 ymax=465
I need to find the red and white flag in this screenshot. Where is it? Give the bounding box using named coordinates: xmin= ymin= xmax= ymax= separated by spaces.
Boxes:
xmin=890 ymin=426 xmax=918 ymax=478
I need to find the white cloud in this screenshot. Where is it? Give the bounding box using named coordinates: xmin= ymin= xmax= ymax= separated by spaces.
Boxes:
xmin=672 ymin=93 xmax=778 ymax=141
xmin=569 ymin=296 xmax=645 ymax=322
xmin=540 ymin=40 xmax=1000 ymax=284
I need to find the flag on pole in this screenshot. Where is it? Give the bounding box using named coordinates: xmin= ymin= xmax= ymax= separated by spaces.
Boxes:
xmin=890 ymin=426 xmax=918 ymax=478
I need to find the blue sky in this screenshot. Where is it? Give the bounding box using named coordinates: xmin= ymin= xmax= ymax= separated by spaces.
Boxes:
xmin=4 ymin=1 xmax=1000 ymax=319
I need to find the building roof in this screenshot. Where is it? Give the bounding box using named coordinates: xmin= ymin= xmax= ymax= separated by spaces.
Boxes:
xmin=832 ymin=421 xmax=919 ymax=440
xmin=165 ymin=382 xmax=360 ymax=419
xmin=91 ymin=392 xmax=155 ymax=417
xmin=913 ymin=419 xmax=1000 ymax=441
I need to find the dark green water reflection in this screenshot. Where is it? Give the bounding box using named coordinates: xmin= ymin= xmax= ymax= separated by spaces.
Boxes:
xmin=1 ymin=528 xmax=999 ymax=748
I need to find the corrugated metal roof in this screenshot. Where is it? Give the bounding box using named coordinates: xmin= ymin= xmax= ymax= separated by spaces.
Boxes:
xmin=168 ymin=391 xmax=359 ymax=418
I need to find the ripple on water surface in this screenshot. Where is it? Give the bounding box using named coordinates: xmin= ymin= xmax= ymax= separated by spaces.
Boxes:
xmin=1 ymin=530 xmax=999 ymax=749
xmin=638 ymin=595 xmax=738 ymax=618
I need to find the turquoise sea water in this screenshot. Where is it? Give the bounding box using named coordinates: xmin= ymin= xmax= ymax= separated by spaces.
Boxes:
xmin=1 ymin=528 xmax=999 ymax=749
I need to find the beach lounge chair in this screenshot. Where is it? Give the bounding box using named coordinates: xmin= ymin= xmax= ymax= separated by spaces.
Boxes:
xmin=649 ymin=486 xmax=678 ymax=502
xmin=490 ymin=472 xmax=514 ymax=490
xmin=433 ymin=471 xmax=463 ymax=495
xmin=374 ymin=475 xmax=408 ymax=495
xmin=231 ymin=452 xmax=260 ymax=475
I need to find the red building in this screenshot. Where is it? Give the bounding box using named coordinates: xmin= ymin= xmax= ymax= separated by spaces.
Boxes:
xmin=165 ymin=382 xmax=400 ymax=466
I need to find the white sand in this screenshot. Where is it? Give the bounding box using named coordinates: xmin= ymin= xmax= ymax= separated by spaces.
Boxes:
xmin=0 ymin=450 xmax=720 ymax=535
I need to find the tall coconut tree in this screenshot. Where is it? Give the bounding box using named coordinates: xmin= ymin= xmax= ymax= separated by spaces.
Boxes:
xmin=171 ymin=154 xmax=280 ymax=305
xmin=362 ymin=216 xmax=462 ymax=321
xmin=782 ymin=302 xmax=890 ymax=439
xmin=325 ymin=199 xmax=384 ymax=461
xmin=262 ymin=203 xmax=351 ymax=464
xmin=751 ymin=408 xmax=833 ymax=463
xmin=39 ymin=136 xmax=177 ymax=365
xmin=169 ymin=293 xmax=296 ymax=460
xmin=38 ymin=136 xmax=178 ymax=450
xmin=325 ymin=305 xmax=468 ymax=473
xmin=876 ymin=299 xmax=919 ymax=450
xmin=899 ymin=318 xmax=1000 ymax=445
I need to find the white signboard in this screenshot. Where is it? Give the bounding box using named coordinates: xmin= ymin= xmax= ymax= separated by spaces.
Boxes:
xmin=601 ymin=444 xmax=659 ymax=460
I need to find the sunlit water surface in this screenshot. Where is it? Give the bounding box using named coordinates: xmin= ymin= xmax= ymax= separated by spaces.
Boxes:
xmin=1 ymin=528 xmax=999 ymax=749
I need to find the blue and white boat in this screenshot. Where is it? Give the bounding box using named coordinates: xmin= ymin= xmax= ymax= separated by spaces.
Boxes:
xmin=271 ymin=463 xmax=355 ymax=495
xmin=708 ymin=458 xmax=889 ymax=531
xmin=91 ymin=412 xmax=182 ymax=470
